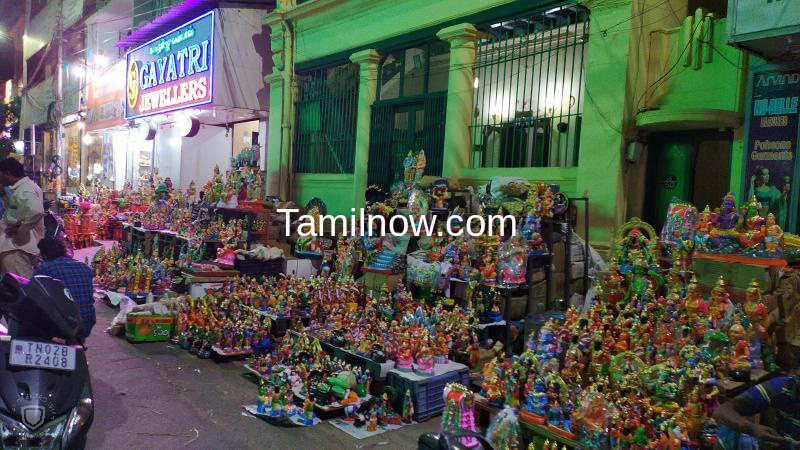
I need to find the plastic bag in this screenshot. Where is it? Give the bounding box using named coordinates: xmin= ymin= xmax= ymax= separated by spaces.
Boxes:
xmin=490 ymin=176 xmax=531 ymax=199
xmin=486 ymin=406 xmax=521 ymax=449
xmin=106 ymin=295 xmax=135 ymax=336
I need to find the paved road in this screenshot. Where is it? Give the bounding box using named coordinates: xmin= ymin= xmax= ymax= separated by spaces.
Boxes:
xmin=81 ymin=252 xmax=438 ymax=449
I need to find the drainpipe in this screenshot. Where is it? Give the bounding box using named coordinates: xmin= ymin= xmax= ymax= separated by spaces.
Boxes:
xmin=280 ymin=18 xmax=294 ymax=202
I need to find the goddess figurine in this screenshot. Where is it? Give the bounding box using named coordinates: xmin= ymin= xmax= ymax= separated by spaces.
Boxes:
xmin=743 ymin=279 xmax=769 ymax=340
xmin=683 ymin=276 xmax=706 ymax=319
xmin=520 ymin=377 xmax=548 ymax=424
xmin=403 ymin=151 xmax=417 ymax=187
xmin=728 ymin=317 xmax=751 ymax=380
xmin=707 ymin=276 xmax=732 ymax=327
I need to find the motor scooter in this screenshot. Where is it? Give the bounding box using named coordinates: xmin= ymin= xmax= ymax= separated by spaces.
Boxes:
xmin=0 ymin=273 xmax=93 ymax=449
xmin=418 ymin=429 xmax=494 ymax=450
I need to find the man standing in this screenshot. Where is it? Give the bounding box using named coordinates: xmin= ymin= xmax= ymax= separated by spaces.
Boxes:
xmin=33 ymin=238 xmax=95 ymax=341
xmin=0 ymin=157 xmax=44 ymax=277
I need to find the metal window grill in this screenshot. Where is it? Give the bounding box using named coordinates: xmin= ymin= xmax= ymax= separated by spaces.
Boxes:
xmin=293 ymin=63 xmax=359 ymax=174
xmin=471 ymin=5 xmax=589 ymax=169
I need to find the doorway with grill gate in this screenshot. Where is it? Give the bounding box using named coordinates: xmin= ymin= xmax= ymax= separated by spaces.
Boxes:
xmin=366 ymin=40 xmax=449 ymax=193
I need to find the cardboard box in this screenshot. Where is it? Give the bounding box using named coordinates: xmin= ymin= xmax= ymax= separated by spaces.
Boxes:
xmin=551 ymin=241 xmax=566 ymax=273
xmin=529 ymin=268 xmax=546 ymax=284
xmin=267 ymin=225 xmax=284 ymax=240
xmin=189 ymin=282 xmax=225 ymax=298
xmin=570 ymin=278 xmax=586 ymax=296
xmin=569 ymin=261 xmax=585 ymax=280
xmin=284 ymin=257 xmax=317 ymax=279
xmin=530 ymin=280 xmax=546 ymax=301
xmin=269 ymin=242 xmax=292 ymax=258
xmin=570 ymin=241 xmax=586 ymax=262
xmin=363 ymin=272 xmax=405 ymax=293
xmin=126 ymin=314 xmax=174 ymax=342
xmin=552 ymin=273 xmax=566 ymax=299
xmin=499 ymin=294 xmax=527 ymax=321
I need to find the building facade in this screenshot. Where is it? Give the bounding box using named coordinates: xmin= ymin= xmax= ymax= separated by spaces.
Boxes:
xmin=264 ymin=0 xmax=748 ymax=251
xmin=726 ymin=0 xmax=800 ymax=235
xmin=19 ymin=0 xmax=272 ymax=193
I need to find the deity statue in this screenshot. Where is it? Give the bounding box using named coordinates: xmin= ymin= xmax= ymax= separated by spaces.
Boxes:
xmin=764 ymin=213 xmax=784 ymax=255
xmin=712 ymin=192 xmax=740 ymax=231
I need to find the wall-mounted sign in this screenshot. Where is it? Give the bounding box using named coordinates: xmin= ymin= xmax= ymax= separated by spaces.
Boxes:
xmin=87 ymin=61 xmax=126 ymax=131
xmin=124 ymin=10 xmax=215 ymax=120
xmin=745 ymin=69 xmax=800 ymax=232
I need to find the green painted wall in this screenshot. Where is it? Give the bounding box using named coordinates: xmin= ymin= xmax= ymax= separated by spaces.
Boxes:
xmin=293 ymin=173 xmax=355 ymax=216
xmin=654 ymin=18 xmax=747 ymax=114
xmin=574 ymin=1 xmax=632 ymax=251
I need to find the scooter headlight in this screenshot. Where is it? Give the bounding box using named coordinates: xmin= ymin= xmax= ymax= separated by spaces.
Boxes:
xmin=61 ymin=382 xmax=93 ymax=449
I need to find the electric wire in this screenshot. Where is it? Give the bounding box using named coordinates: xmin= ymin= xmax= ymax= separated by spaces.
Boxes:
xmin=636 ymin=19 xmax=703 ymax=113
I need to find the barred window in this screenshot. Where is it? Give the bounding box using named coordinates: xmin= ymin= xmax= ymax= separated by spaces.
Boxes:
xmin=293 ymin=63 xmax=359 ymax=174
xmin=471 ymin=5 xmax=589 ymax=169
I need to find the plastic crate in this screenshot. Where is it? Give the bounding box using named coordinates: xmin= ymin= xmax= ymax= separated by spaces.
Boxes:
xmin=234 ymin=257 xmax=284 ymax=278
xmin=388 ymin=364 xmax=470 ymax=422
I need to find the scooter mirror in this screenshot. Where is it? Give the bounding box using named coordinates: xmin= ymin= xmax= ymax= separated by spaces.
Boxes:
xmin=0 ymin=273 xmax=26 ymax=304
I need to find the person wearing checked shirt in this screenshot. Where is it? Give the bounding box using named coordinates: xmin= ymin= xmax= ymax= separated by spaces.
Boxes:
xmin=33 ymin=238 xmax=96 ymax=342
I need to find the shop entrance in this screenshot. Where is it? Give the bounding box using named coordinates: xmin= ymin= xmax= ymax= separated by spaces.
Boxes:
xmin=644 ymin=130 xmax=732 ymax=229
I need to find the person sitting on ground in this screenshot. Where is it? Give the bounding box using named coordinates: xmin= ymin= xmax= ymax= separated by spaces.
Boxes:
xmin=0 ymin=157 xmax=44 ymax=278
xmin=33 ymin=238 xmax=95 ymax=341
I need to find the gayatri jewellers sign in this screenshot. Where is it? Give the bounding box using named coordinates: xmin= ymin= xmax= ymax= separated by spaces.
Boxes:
xmin=125 ymin=10 xmax=215 ymax=120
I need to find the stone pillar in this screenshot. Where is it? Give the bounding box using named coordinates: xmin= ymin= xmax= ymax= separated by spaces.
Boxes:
xmin=264 ymin=13 xmax=293 ymax=200
xmin=349 ymin=49 xmax=381 ymax=208
xmin=437 ymin=23 xmax=479 ymax=183
xmin=264 ymin=71 xmax=285 ymax=197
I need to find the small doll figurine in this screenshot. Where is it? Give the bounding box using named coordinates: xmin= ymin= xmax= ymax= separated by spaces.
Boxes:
xmin=367 ymin=414 xmax=378 ymax=432
xmin=764 ymin=213 xmax=783 ymax=255
xmin=431 ymin=179 xmax=449 ymax=209
xmin=257 ymin=379 xmax=268 ymax=413
xmin=402 ymin=389 xmax=414 ymax=424
xmin=701 ymin=378 xmax=720 ymax=416
xmin=302 ymin=388 xmax=315 ymax=425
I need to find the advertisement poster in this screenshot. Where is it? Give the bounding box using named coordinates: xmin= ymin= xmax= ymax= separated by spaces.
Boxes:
xmin=124 ymin=10 xmax=215 ymax=120
xmin=87 ymin=61 xmax=126 ymax=132
xmin=746 ymin=70 xmax=800 ymax=232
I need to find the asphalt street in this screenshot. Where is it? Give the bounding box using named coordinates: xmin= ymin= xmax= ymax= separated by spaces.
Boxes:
xmin=78 ymin=246 xmax=439 ymax=450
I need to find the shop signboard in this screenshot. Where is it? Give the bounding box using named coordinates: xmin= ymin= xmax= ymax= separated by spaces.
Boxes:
xmin=124 ymin=10 xmax=215 ymax=120
xmin=87 ymin=61 xmax=126 ymax=131
xmin=745 ymin=69 xmax=800 ymax=232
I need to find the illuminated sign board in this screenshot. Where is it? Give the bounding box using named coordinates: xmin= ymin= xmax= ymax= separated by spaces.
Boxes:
xmin=124 ymin=10 xmax=215 ymax=120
